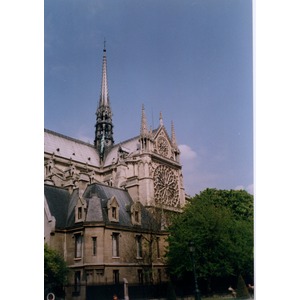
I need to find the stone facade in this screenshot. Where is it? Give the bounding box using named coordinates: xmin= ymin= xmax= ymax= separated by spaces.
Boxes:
xmin=44 ymin=46 xmax=187 ymax=300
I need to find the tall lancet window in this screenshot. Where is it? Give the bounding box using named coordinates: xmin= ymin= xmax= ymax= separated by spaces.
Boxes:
xmin=136 ymin=235 xmax=143 ymax=258
xmin=75 ymin=233 xmax=82 ymax=258
xmin=112 ymin=232 xmax=120 ymax=257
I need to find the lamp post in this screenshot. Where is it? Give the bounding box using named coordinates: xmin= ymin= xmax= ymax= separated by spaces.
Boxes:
xmin=189 ymin=241 xmax=201 ymax=300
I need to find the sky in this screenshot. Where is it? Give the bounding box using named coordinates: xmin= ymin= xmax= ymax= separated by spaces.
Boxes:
xmin=3 ymin=1 xmax=300 ymax=298
xmin=44 ymin=0 xmax=253 ymax=196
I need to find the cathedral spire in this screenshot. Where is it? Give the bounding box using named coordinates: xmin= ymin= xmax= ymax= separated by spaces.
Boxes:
xmin=94 ymin=42 xmax=114 ymax=161
xmin=171 ymin=120 xmax=178 ymax=148
xmin=159 ymin=112 xmax=164 ymax=126
xmin=99 ymin=39 xmax=109 ymax=107
xmin=139 ymin=104 xmax=151 ymax=151
xmin=140 ymin=104 xmax=148 ymax=137
xmin=171 ymin=120 xmax=180 ymax=162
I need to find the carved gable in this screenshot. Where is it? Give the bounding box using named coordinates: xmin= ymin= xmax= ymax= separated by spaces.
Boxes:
xmin=154 ymin=128 xmax=172 ymax=158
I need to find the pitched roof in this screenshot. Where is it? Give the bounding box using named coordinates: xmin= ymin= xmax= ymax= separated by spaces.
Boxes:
xmin=44 ymin=182 xmax=160 ymax=231
xmin=44 ymin=129 xmax=100 ymax=166
xmin=44 ymin=184 xmax=71 ymax=229
xmin=84 ymin=183 xmax=145 ymax=228
xmin=103 ymin=128 xmax=160 ymax=167
xmin=65 ymin=189 xmax=78 ymax=228
xmin=103 ymin=136 xmax=140 ymax=167
xmin=85 ymin=194 xmax=104 ymax=222
xmin=44 ymin=128 xmax=161 ymax=168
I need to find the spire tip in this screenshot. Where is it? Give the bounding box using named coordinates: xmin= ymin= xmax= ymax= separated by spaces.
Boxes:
xmin=103 ymin=39 xmax=106 ymax=52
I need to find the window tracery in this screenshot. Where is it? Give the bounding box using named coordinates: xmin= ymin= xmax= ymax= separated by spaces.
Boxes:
xmin=157 ymin=137 xmax=169 ymax=157
xmin=154 ymin=165 xmax=179 ymax=207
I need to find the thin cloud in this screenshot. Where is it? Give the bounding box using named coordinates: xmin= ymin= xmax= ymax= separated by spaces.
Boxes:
xmin=179 ymin=144 xmax=197 ymax=160
xmin=234 ymin=184 xmax=254 ymax=195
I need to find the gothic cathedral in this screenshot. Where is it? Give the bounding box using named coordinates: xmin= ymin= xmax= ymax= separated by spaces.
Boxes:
xmin=44 ymin=45 xmax=187 ymax=300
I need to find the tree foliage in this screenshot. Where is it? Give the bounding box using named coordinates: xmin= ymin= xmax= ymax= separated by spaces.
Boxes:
xmin=166 ymin=189 xmax=254 ymax=285
xmin=44 ymin=244 xmax=69 ymax=296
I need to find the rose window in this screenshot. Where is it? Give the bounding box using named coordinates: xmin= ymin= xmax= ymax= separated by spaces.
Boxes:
xmin=154 ymin=165 xmax=179 ymax=207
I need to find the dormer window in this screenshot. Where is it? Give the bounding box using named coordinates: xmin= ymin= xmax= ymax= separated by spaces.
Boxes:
xmin=134 ymin=211 xmax=139 ymax=223
xmin=75 ymin=197 xmax=86 ymax=223
xmin=112 ymin=207 xmax=117 ymax=219
xmin=78 ymin=207 xmax=82 ymax=219
xmin=107 ymin=196 xmax=119 ymax=222
xmin=131 ymin=202 xmax=142 ymax=225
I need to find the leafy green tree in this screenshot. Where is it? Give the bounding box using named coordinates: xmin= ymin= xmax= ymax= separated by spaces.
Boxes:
xmin=166 ymin=189 xmax=254 ymax=292
xmin=44 ymin=244 xmax=69 ymax=297
xmin=196 ymin=188 xmax=254 ymax=220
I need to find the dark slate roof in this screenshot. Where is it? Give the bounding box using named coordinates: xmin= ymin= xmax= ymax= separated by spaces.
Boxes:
xmin=44 ymin=182 xmax=160 ymax=231
xmin=44 ymin=185 xmax=71 ymax=229
xmin=65 ymin=189 xmax=78 ymax=228
xmin=86 ymin=194 xmax=104 ymax=222
xmin=84 ymin=183 xmax=158 ymax=230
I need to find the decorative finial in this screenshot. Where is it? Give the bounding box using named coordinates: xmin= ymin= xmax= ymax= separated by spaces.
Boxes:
xmin=159 ymin=112 xmax=163 ymax=126
xmin=140 ymin=104 xmax=148 ymax=137
xmin=171 ymin=120 xmax=177 ymax=147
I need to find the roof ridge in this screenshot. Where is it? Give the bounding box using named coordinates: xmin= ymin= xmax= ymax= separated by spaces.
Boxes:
xmin=115 ymin=135 xmax=139 ymax=146
xmin=44 ymin=128 xmax=95 ymax=148
xmin=44 ymin=183 xmax=69 ymax=191
xmin=115 ymin=126 xmax=159 ymax=146
xmin=89 ymin=182 xmax=131 ymax=193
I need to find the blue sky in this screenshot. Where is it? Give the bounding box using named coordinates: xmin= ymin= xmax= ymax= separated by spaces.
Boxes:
xmin=44 ymin=0 xmax=253 ymax=196
xmin=4 ymin=1 xmax=300 ymax=296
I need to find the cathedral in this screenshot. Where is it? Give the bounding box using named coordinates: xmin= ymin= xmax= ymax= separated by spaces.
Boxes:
xmin=44 ymin=45 xmax=187 ymax=300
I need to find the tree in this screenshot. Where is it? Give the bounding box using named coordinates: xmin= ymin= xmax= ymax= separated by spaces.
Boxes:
xmin=166 ymin=189 xmax=254 ymax=293
xmin=196 ymin=189 xmax=254 ymax=221
xmin=44 ymin=244 xmax=69 ymax=297
xmin=122 ymin=206 xmax=170 ymax=285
